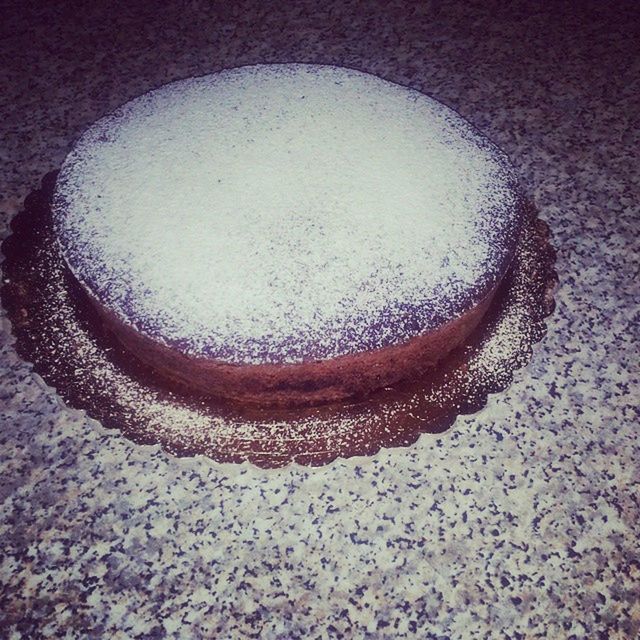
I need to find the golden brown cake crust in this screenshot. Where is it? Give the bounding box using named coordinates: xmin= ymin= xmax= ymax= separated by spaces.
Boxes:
xmin=86 ymin=281 xmax=500 ymax=407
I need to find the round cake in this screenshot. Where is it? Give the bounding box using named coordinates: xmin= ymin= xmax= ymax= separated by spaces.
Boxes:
xmin=52 ymin=63 xmax=525 ymax=407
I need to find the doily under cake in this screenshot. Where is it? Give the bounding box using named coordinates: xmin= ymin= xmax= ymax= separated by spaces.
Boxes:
xmin=1 ymin=172 xmax=557 ymax=468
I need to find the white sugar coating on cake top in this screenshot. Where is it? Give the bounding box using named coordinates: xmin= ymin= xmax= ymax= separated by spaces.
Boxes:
xmin=53 ymin=63 xmax=523 ymax=365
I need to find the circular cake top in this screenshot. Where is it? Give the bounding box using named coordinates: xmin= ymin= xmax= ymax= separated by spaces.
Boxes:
xmin=53 ymin=63 xmax=523 ymax=365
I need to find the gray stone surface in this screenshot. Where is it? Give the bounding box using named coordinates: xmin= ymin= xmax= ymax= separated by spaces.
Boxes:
xmin=1 ymin=1 xmax=638 ymax=638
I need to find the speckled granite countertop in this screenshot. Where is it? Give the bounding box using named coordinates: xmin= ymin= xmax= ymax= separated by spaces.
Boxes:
xmin=1 ymin=1 xmax=639 ymax=638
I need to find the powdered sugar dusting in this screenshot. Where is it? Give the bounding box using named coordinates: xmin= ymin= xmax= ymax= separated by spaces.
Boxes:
xmin=52 ymin=64 xmax=522 ymax=364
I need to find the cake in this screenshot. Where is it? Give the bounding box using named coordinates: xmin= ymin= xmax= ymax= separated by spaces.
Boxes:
xmin=52 ymin=63 xmax=525 ymax=407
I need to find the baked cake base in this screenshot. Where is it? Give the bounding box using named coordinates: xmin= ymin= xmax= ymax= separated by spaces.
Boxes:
xmin=87 ymin=280 xmax=501 ymax=408
xmin=1 ymin=173 xmax=557 ymax=468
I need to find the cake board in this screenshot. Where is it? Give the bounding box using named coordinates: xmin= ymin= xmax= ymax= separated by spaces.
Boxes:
xmin=1 ymin=172 xmax=557 ymax=468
